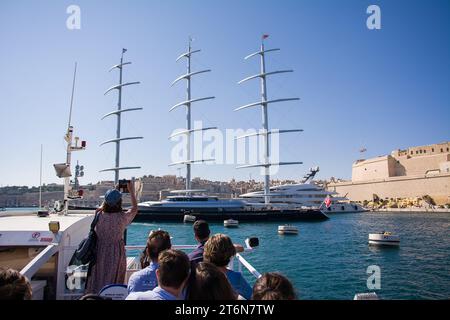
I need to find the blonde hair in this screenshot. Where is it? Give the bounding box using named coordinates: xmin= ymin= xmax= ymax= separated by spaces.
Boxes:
xmin=203 ymin=234 xmax=236 ymax=267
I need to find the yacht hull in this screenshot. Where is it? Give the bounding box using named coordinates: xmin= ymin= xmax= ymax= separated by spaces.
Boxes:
xmin=135 ymin=206 xmax=328 ymax=222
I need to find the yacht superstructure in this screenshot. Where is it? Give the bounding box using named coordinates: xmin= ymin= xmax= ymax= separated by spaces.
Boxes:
xmin=240 ymin=167 xmax=366 ymax=213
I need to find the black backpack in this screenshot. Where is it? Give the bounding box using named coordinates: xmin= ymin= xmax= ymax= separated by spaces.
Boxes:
xmin=75 ymin=212 xmax=100 ymax=265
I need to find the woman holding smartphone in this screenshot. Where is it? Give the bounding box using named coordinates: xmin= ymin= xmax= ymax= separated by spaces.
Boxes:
xmin=85 ymin=180 xmax=138 ymax=294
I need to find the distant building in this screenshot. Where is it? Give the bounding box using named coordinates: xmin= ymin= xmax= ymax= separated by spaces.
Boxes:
xmin=328 ymin=142 xmax=450 ymax=205
xmin=0 ymin=173 xmax=297 ymax=207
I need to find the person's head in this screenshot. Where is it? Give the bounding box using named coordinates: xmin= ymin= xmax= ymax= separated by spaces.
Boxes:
xmin=140 ymin=230 xmax=172 ymax=268
xmin=203 ymin=234 xmax=236 ymax=268
xmin=193 ymin=220 xmax=210 ymax=243
xmin=252 ymin=272 xmax=297 ymax=300
xmin=0 ymin=268 xmax=32 ymax=300
xmin=189 ymin=262 xmax=236 ymax=300
xmin=102 ymin=189 xmax=123 ymax=213
xmin=156 ymin=249 xmax=190 ymax=292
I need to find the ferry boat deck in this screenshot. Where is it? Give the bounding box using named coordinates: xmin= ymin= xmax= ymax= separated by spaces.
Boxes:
xmin=0 ymin=210 xmax=261 ymax=300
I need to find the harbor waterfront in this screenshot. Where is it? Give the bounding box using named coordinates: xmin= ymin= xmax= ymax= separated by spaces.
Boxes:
xmin=126 ymin=211 xmax=450 ymax=300
xmin=1 ymin=0 xmax=449 ymax=305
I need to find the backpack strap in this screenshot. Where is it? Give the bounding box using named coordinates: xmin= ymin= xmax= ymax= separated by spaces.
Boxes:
xmin=90 ymin=211 xmax=101 ymax=232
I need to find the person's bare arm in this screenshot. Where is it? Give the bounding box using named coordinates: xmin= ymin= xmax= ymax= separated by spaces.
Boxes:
xmin=124 ymin=180 xmax=138 ymax=224
xmin=234 ymin=244 xmax=244 ymax=253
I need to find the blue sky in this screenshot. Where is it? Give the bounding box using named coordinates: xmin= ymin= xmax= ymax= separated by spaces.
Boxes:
xmin=0 ymin=0 xmax=449 ymax=186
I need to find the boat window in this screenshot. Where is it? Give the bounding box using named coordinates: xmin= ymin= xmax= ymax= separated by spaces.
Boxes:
xmin=191 ymin=197 xmax=210 ymax=201
xmin=341 ymin=206 xmax=345 ymax=210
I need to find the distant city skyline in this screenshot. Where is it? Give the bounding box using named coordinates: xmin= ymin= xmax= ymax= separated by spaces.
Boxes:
xmin=1 ymin=0 xmax=449 ymax=186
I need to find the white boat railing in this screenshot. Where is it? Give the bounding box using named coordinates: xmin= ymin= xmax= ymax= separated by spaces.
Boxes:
xmin=20 ymin=244 xmax=59 ymax=279
xmin=18 ymin=243 xmax=261 ymax=300
xmin=125 ymin=244 xmax=262 ymax=279
xmin=233 ymin=253 xmax=262 ymax=279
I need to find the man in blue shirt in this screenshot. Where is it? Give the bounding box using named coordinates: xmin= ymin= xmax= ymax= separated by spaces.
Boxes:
xmin=188 ymin=220 xmax=210 ymax=264
xmin=126 ymin=249 xmax=190 ymax=300
xmin=203 ymin=234 xmax=253 ymax=300
xmin=127 ymin=230 xmax=171 ymax=293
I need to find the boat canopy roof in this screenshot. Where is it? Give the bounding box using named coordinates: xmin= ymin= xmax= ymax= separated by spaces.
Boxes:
xmin=0 ymin=212 xmax=90 ymax=233
xmin=0 ymin=211 xmax=93 ymax=246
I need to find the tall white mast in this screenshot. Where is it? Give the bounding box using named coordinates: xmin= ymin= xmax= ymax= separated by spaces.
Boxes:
xmin=53 ymin=62 xmax=87 ymax=214
xmin=39 ymin=144 xmax=43 ymax=209
xmin=101 ymin=49 xmax=143 ymax=184
xmin=169 ymin=38 xmax=216 ymax=193
xmin=235 ymin=36 xmax=303 ymax=205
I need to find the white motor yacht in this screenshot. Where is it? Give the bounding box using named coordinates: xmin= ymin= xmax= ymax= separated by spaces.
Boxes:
xmin=278 ymin=225 xmax=299 ymax=235
xmin=183 ymin=214 xmax=197 ymax=223
xmin=240 ymin=167 xmax=366 ymax=213
xmin=224 ymin=218 xmax=239 ymax=227
xmin=368 ymin=232 xmax=400 ymax=246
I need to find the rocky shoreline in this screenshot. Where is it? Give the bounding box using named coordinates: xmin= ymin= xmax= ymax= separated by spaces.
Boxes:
xmin=369 ymin=207 xmax=450 ymax=213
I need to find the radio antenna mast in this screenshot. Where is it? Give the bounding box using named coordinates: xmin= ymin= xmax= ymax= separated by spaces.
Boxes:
xmin=53 ymin=62 xmax=86 ymax=215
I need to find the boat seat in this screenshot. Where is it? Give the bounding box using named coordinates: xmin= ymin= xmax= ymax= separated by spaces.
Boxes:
xmin=99 ymin=284 xmax=128 ymax=300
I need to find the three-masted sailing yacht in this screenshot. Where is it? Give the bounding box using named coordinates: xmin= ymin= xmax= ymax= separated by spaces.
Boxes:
xmin=137 ymin=39 xmax=249 ymax=219
xmin=137 ymin=38 xmax=327 ymax=221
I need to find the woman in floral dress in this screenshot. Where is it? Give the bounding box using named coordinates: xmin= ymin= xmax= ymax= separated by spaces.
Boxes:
xmin=85 ymin=181 xmax=138 ymax=294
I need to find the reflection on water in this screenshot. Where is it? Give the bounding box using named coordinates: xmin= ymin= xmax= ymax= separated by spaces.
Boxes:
xmin=127 ymin=212 xmax=450 ymax=299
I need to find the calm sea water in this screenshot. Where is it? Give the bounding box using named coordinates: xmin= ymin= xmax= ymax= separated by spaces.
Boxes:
xmin=126 ymin=212 xmax=450 ymax=300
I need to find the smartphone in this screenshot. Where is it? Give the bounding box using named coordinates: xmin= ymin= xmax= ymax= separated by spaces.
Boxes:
xmin=118 ymin=179 xmax=130 ymax=193
xmin=245 ymin=237 xmax=259 ymax=248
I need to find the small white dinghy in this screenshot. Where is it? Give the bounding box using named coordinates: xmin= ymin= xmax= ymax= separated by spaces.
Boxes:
xmin=224 ymin=219 xmax=239 ymax=228
xmin=369 ymin=231 xmax=400 ymax=246
xmin=354 ymin=292 xmax=379 ymax=300
xmin=183 ymin=214 xmax=196 ymax=223
xmin=278 ymin=225 xmax=298 ymax=235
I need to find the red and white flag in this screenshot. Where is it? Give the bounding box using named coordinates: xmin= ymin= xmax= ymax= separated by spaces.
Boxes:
xmin=324 ymin=196 xmax=332 ymax=208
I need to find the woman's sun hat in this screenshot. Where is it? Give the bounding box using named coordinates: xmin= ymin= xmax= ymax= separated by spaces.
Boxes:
xmin=104 ymin=189 xmax=122 ymax=206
